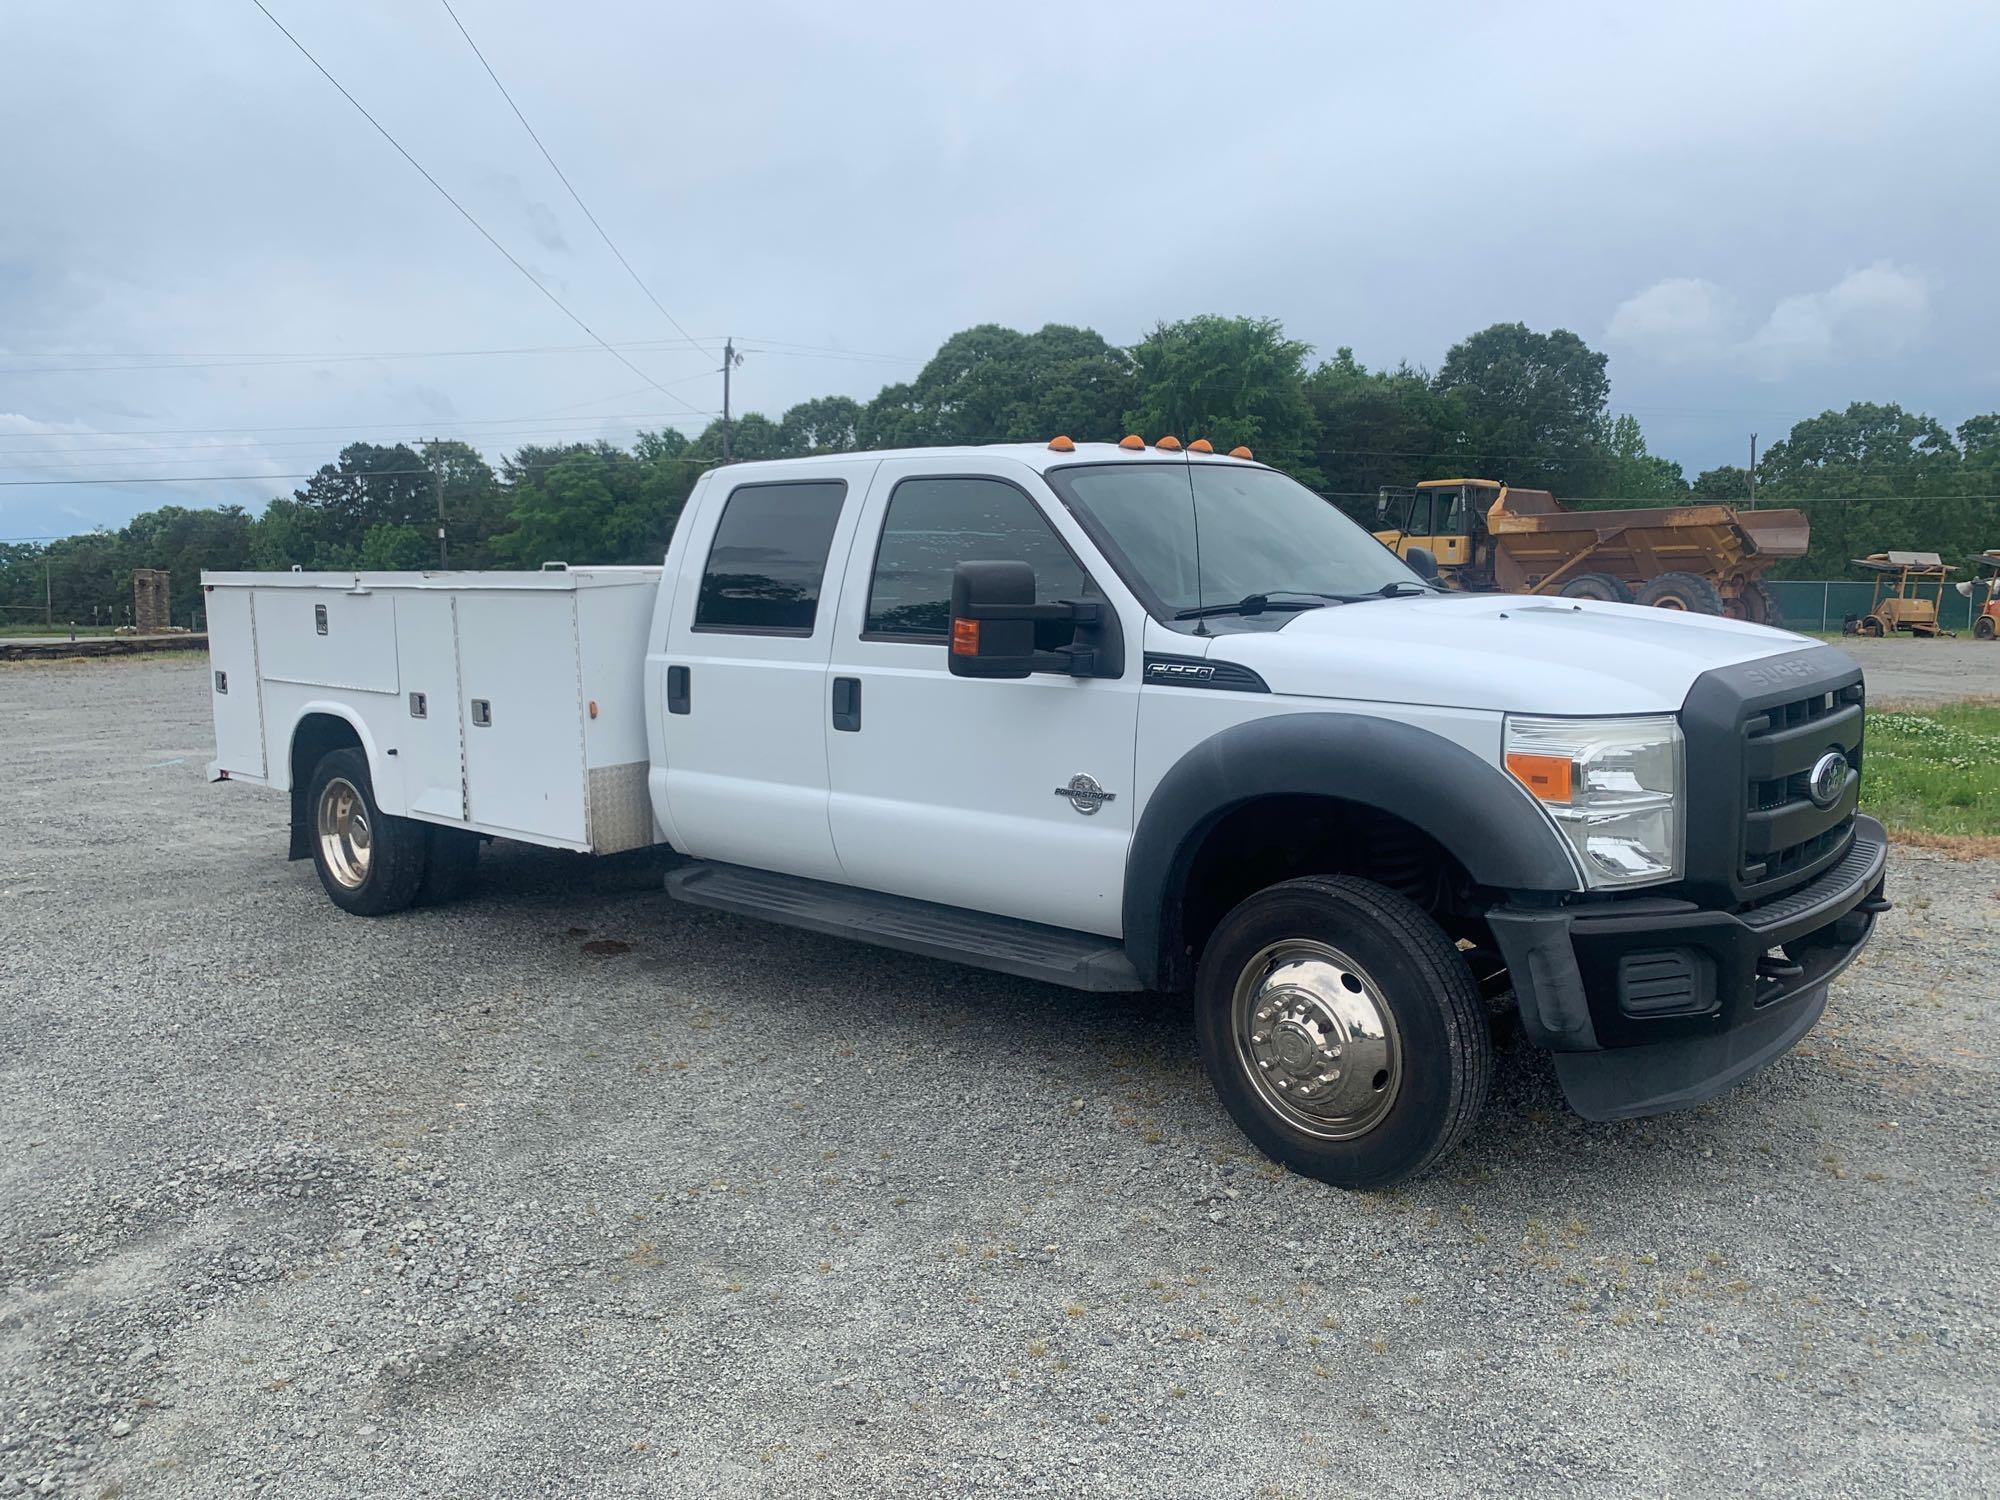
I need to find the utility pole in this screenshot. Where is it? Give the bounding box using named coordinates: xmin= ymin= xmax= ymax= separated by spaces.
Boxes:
xmin=720 ymin=337 xmax=741 ymax=462
xmin=45 ymin=561 xmax=53 ymax=626
xmin=1747 ymin=433 xmax=1758 ymax=510
xmin=433 ymin=462 xmax=449 ymax=568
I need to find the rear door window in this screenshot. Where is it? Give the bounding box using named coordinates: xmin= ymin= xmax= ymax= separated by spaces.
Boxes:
xmin=694 ymin=480 xmax=848 ymax=634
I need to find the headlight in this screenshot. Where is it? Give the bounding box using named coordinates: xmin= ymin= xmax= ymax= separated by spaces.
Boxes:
xmin=1503 ymin=715 xmax=1684 ymax=888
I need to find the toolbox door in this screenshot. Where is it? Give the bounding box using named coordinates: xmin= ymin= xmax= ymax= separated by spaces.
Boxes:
xmin=205 ymin=587 xmax=266 ymax=779
xmin=456 ymin=590 xmax=588 ymax=845
xmin=393 ymin=591 xmax=467 ymax=821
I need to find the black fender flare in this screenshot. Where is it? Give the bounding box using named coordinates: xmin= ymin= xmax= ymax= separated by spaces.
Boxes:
xmin=1122 ymin=712 xmax=1581 ymax=988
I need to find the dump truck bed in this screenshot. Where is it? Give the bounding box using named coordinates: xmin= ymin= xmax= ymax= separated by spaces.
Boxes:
xmin=1481 ymin=489 xmax=1808 ymax=594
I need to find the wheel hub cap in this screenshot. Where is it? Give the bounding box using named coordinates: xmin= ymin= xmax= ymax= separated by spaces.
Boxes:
xmin=316 ymin=776 xmax=372 ymax=890
xmin=1234 ymin=941 xmax=1402 ymax=1140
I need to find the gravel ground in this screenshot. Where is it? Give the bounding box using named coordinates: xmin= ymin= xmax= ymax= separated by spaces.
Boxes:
xmin=1819 ymin=635 xmax=1999 ymax=704
xmin=2 ymin=655 xmax=1996 ymax=1498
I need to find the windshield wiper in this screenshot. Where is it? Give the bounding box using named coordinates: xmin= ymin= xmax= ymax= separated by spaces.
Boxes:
xmin=1173 ymin=591 xmax=1337 ymax=621
xmin=1319 ymin=581 xmax=1439 ymax=604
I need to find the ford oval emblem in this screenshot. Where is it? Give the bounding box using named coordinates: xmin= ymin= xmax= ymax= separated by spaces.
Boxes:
xmin=1808 ymin=750 xmax=1849 ymax=810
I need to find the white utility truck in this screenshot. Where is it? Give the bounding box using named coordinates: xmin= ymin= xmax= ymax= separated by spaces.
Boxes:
xmin=205 ymin=440 xmax=1887 ymax=1187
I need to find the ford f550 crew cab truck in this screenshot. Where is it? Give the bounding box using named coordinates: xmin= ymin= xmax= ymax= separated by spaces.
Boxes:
xmin=204 ymin=440 xmax=1888 ymax=1188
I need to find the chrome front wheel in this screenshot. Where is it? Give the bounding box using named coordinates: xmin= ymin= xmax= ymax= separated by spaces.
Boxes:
xmin=316 ymin=775 xmax=373 ymax=890
xmin=1232 ymin=939 xmax=1403 ymax=1141
xmin=1193 ymin=876 xmax=1492 ymax=1189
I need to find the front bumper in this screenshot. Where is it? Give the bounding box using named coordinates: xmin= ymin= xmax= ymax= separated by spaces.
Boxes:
xmin=1487 ymin=815 xmax=1888 ymax=1121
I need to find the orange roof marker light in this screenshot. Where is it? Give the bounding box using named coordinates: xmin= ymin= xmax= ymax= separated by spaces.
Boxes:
xmin=1155 ymin=434 xmax=1183 ymax=451
xmin=1187 ymin=438 xmax=1214 ymax=454
xmin=1118 ymin=434 xmax=1146 ymax=450
xmin=1228 ymin=445 xmax=1253 ymax=459
xmin=1047 ymin=434 xmax=1075 ymax=452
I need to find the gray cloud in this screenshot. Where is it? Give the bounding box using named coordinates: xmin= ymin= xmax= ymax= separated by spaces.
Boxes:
xmin=1 ymin=0 xmax=1996 ymax=539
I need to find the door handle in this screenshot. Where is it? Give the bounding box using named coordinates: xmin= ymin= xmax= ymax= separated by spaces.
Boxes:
xmin=667 ymin=665 xmax=691 ymax=715
xmin=831 ymin=676 xmax=861 ymax=732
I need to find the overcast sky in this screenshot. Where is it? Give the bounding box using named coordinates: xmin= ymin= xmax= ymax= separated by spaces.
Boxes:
xmin=3 ymin=0 xmax=1996 ymax=539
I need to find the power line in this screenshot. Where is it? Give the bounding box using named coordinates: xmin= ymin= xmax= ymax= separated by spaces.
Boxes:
xmin=0 ymin=405 xmax=717 ymax=445
xmin=247 ymin=0 xmax=705 ymax=417
xmin=435 ymin=0 xmax=714 ymax=363
xmin=0 ymin=333 xmax=919 ymax=367
xmin=0 ymin=456 xmax=724 ymax=489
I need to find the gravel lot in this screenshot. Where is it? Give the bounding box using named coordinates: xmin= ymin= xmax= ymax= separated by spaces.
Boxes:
xmin=3 ymin=655 xmax=1996 ymax=1498
xmin=1822 ymin=635 xmax=1999 ymax=704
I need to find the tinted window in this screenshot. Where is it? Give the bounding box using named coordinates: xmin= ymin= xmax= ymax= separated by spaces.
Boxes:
xmin=694 ymin=480 xmax=846 ymax=633
xmin=1047 ymin=462 xmax=1419 ymax=617
xmin=865 ymin=477 xmax=1085 ymax=640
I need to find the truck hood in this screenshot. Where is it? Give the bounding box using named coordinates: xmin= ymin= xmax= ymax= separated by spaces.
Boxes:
xmin=1209 ymin=594 xmax=1825 ymax=715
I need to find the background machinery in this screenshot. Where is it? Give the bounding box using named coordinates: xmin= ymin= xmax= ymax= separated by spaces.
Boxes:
xmin=1374 ymin=478 xmax=1809 ymax=624
xmin=1956 ymin=549 xmax=2000 ymax=640
xmin=1847 ymin=552 xmax=1955 ymax=638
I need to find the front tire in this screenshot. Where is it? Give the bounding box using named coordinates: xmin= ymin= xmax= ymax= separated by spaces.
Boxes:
xmin=1193 ymin=876 xmax=1492 ymax=1190
xmin=306 ymin=748 xmax=427 ymax=915
xmin=1976 ymin=615 xmax=1997 ymax=641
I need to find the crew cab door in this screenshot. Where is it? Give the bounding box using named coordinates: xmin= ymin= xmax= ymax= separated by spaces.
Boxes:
xmin=823 ymin=459 xmax=1142 ymax=935
xmin=658 ymin=465 xmax=870 ymax=882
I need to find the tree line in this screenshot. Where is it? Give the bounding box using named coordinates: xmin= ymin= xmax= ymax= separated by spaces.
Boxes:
xmin=5 ymin=315 xmax=1997 ymax=629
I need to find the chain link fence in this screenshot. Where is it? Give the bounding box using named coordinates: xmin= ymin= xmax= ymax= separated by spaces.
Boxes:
xmin=1766 ymin=580 xmax=1980 ymax=634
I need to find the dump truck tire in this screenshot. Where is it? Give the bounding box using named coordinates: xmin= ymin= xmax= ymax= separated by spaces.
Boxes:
xmin=1728 ymin=579 xmax=1782 ymax=627
xmin=1637 ymin=572 xmax=1725 ymax=615
xmin=1556 ymin=573 xmax=1634 ymax=604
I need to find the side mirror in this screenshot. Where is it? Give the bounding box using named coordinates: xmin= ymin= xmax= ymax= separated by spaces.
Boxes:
xmin=948 ymin=560 xmax=1041 ymax=678
xmin=947 ymin=560 xmax=1124 ymax=679
xmin=1404 ymin=546 xmax=1440 ymax=582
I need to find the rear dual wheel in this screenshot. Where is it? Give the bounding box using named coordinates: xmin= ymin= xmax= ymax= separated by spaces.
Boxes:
xmin=307 ymin=749 xmax=478 ymax=914
xmin=1194 ymin=877 xmax=1492 ymax=1190
xmin=309 ymin=749 xmax=425 ymax=915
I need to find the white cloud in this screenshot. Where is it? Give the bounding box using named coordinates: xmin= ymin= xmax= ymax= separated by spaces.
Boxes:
xmin=1604 ymin=277 xmax=1735 ymax=362
xmin=1608 ymin=262 xmax=1930 ymax=379
xmin=1743 ymin=262 xmax=1929 ymax=376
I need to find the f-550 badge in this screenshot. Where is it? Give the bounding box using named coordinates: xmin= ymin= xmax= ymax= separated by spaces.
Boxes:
xmin=1146 ymin=660 xmax=1215 ymax=682
xmin=1055 ymin=773 xmax=1117 ymax=816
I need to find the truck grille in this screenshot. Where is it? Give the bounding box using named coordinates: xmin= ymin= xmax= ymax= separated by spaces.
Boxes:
xmin=1738 ymin=684 xmax=1863 ymax=892
xmin=1679 ymin=649 xmax=1866 ymax=910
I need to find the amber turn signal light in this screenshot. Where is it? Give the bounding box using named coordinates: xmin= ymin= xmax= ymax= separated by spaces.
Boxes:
xmin=1118 ymin=434 xmax=1145 ymax=450
xmin=951 ymin=618 xmax=980 ymax=655
xmin=1048 ymin=434 xmax=1075 ymax=452
xmin=1505 ymin=751 xmax=1574 ymax=802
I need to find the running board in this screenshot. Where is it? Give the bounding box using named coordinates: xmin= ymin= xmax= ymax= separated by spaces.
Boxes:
xmin=663 ymin=862 xmax=1145 ymax=993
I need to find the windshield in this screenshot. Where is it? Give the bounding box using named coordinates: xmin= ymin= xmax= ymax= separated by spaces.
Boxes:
xmin=1047 ymin=462 xmax=1422 ymax=619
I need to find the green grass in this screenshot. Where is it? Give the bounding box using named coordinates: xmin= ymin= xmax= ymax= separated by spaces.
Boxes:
xmin=1863 ymin=702 xmax=2000 ymax=843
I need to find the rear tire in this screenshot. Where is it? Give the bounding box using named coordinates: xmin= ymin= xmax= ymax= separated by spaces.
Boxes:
xmin=1556 ymin=572 xmax=1635 ymax=604
xmin=1193 ymin=876 xmax=1492 ymax=1190
xmin=306 ymin=747 xmax=426 ymax=916
xmin=1861 ymin=615 xmax=1886 ymax=638
xmin=1727 ymin=579 xmax=1781 ymax=627
xmin=1976 ymin=615 xmax=1997 ymax=641
xmin=1636 ymin=571 xmax=1725 ymax=615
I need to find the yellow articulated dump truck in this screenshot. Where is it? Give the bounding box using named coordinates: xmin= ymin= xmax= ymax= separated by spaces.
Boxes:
xmin=1374 ymin=479 xmax=1809 ymax=625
